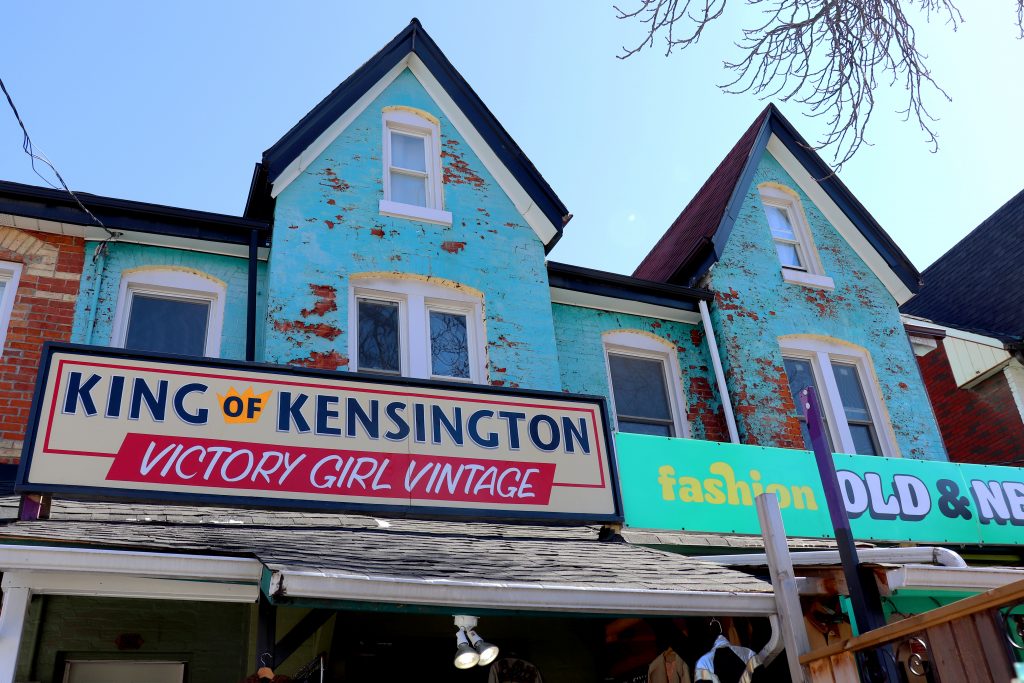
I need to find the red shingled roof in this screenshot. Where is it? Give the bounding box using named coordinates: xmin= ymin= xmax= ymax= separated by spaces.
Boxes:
xmin=633 ymin=106 xmax=771 ymax=282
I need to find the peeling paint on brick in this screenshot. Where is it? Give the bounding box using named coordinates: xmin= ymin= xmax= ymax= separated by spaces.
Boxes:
xmin=440 ymin=241 xmax=466 ymax=254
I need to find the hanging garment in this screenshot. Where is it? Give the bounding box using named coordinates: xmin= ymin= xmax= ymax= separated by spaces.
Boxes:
xmin=487 ymin=657 xmax=543 ymax=683
xmin=693 ymin=635 xmax=759 ymax=683
xmin=648 ymin=648 xmax=691 ymax=683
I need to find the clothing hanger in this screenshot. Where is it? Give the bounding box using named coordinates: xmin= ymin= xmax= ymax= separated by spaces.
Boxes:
xmin=710 ymin=618 xmax=723 ymax=637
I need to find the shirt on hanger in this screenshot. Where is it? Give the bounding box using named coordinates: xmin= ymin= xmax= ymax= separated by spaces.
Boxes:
xmin=648 ymin=648 xmax=691 ymax=683
xmin=693 ymin=635 xmax=759 ymax=683
xmin=487 ymin=657 xmax=543 ymax=683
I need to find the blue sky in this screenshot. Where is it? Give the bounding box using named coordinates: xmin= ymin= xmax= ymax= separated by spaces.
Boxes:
xmin=2 ymin=2 xmax=1021 ymax=274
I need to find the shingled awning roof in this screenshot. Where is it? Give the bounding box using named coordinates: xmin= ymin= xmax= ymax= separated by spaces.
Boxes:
xmin=0 ymin=499 xmax=774 ymax=615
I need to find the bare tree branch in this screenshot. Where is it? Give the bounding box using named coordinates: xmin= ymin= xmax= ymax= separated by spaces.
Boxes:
xmin=616 ymin=0 xmax=1017 ymax=168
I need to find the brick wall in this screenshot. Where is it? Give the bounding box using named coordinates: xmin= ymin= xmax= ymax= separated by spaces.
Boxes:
xmin=916 ymin=339 xmax=1024 ymax=464
xmin=0 ymin=226 xmax=84 ymax=463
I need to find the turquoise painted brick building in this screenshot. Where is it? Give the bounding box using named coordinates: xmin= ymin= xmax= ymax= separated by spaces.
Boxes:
xmin=0 ymin=18 xmax=976 ymax=683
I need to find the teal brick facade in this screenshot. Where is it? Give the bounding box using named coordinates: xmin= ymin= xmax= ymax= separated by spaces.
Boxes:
xmin=263 ymin=70 xmax=561 ymax=391
xmin=551 ymin=303 xmax=728 ymax=441
xmin=70 ymin=242 xmax=267 ymax=361
xmin=705 ymin=150 xmax=946 ymax=459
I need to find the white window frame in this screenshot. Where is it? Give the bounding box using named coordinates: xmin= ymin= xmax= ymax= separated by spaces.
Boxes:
xmin=780 ymin=336 xmax=897 ymax=457
xmin=759 ymin=184 xmax=834 ymax=290
xmin=379 ymin=109 xmax=452 ymax=226
xmin=348 ymin=278 xmax=484 ymax=383
xmin=0 ymin=261 xmax=23 ymax=357
xmin=110 ymin=269 xmax=226 ymax=357
xmin=602 ymin=331 xmax=690 ymax=438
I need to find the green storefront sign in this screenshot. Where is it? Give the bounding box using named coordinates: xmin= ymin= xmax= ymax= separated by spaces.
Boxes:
xmin=617 ymin=433 xmax=1024 ymax=545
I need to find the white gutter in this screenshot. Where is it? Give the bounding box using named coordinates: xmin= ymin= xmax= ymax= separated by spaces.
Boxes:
xmin=693 ymin=546 xmax=968 ymax=569
xmin=0 ymin=544 xmax=263 ymax=581
xmin=699 ymin=300 xmax=740 ymax=444
xmin=270 ymin=569 xmax=777 ymax=616
xmin=886 ymin=565 xmax=1024 ymax=593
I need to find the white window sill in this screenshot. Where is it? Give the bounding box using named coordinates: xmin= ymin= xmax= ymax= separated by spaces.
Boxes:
xmin=379 ymin=200 xmax=453 ymax=226
xmin=781 ymin=268 xmax=835 ymax=291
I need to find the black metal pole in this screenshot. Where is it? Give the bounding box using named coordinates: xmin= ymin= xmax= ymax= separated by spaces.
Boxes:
xmin=245 ymin=227 xmax=259 ymax=362
xmin=800 ymin=386 xmax=899 ymax=682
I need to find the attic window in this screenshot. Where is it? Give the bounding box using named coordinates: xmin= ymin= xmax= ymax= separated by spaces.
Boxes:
xmin=379 ymin=109 xmax=452 ymax=226
xmin=758 ymin=184 xmax=834 ymax=290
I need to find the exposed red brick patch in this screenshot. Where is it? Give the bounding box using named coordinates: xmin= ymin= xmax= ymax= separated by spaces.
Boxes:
xmin=441 ymin=139 xmax=486 ymax=188
xmin=327 ymin=199 xmax=336 ymax=205
xmin=441 ymin=241 xmax=466 ymax=254
xmin=324 ymin=220 xmax=335 ymax=229
xmin=690 ymin=329 xmax=704 ymax=347
xmin=490 ymin=380 xmax=505 ymax=387
xmin=301 ymin=284 xmax=337 ymax=318
xmin=898 ymin=381 xmax=909 ymax=390
xmin=320 ymin=167 xmax=351 ymax=192
xmin=274 ymin=319 xmax=342 ymax=341
xmin=370 ymin=228 xmax=385 ymax=238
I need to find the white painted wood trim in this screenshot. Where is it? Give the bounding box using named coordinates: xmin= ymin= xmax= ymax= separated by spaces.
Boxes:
xmin=0 ymin=585 xmax=30 ymax=683
xmin=2 ymin=569 xmax=256 ymax=603
xmin=781 ymin=268 xmax=835 ymax=291
xmin=548 ymin=289 xmax=702 ymax=325
xmin=766 ymin=136 xmax=914 ymax=305
xmin=378 ymin=199 xmax=453 ymax=226
xmin=0 ymin=261 xmax=23 ymax=358
xmin=110 ymin=268 xmax=227 ymax=357
xmin=267 ymin=54 xmax=560 ymax=247
xmin=779 ymin=335 xmax=900 ymax=457
xmin=602 ymin=330 xmax=691 ymax=438
xmin=348 ymin=277 xmax=486 ymax=383
xmin=270 ymin=59 xmax=409 ymax=198
xmin=1004 ymin=360 xmax=1024 ymax=425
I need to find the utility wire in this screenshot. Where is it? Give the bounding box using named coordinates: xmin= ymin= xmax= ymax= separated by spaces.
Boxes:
xmin=0 ymin=75 xmax=120 ymax=258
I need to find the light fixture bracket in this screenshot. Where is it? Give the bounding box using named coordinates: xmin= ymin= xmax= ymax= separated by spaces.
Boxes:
xmin=453 ymin=614 xmax=479 ymax=629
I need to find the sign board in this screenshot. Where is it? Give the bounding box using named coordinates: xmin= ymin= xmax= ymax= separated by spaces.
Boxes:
xmin=18 ymin=344 xmax=620 ymax=522
xmin=618 ymin=433 xmax=1024 ymax=545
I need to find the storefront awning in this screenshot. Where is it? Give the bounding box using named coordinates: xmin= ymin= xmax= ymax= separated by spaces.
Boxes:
xmin=0 ymin=498 xmax=776 ymax=616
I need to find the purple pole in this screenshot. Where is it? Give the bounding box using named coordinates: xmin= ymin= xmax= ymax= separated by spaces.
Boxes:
xmin=800 ymin=386 xmax=897 ymax=682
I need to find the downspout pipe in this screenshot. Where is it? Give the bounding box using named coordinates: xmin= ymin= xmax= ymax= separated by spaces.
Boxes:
xmin=699 ymin=299 xmax=740 ymax=444
xmin=245 ymin=227 xmax=259 ymax=362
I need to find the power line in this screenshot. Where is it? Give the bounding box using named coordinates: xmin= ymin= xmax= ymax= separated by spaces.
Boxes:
xmin=0 ymin=75 xmax=119 ymax=256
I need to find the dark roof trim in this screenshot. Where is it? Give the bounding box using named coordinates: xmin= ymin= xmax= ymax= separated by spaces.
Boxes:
xmin=257 ymin=19 xmax=570 ymax=251
xmin=671 ymin=115 xmax=773 ymax=285
xmin=903 ymin=323 xmax=946 ymax=340
xmin=765 ymin=106 xmax=921 ymax=293
xmin=547 ymin=261 xmax=712 ymax=313
xmin=0 ymin=180 xmax=270 ymax=247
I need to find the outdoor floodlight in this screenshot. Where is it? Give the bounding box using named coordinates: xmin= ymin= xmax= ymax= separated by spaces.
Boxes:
xmin=454 ymin=628 xmax=480 ymax=669
xmin=468 ymin=629 xmax=500 ymax=665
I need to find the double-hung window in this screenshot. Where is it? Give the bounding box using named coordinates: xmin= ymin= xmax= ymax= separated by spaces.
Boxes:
xmin=781 ymin=337 xmax=893 ymax=456
xmin=759 ymin=184 xmax=834 ymax=290
xmin=379 ymin=108 xmax=452 ymax=226
xmin=603 ymin=331 xmax=688 ymax=438
xmin=110 ymin=269 xmax=226 ymax=357
xmin=0 ymin=261 xmax=23 ymax=357
xmin=350 ymin=279 xmax=482 ymax=382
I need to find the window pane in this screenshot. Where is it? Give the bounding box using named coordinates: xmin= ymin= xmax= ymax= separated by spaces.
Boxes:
xmin=765 ymin=206 xmax=797 ymax=240
xmin=831 ymin=363 xmax=872 ymax=422
xmin=125 ymin=294 xmax=209 ymax=356
xmin=784 ymin=357 xmax=833 ymax=451
xmin=775 ymin=242 xmax=803 ymax=268
xmin=390 ymin=171 xmax=427 ymax=207
xmin=390 ymin=132 xmax=426 ymax=172
xmin=608 ymin=354 xmax=672 ymax=421
xmin=358 ymin=300 xmax=400 ymax=373
xmin=429 ymin=310 xmax=470 ymax=379
xmin=618 ymin=420 xmax=673 ymax=437
xmin=849 ymin=424 xmax=880 ymax=456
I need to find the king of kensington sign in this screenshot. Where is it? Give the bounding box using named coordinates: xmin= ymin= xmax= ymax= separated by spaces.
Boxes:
xmin=18 ymin=344 xmax=620 ymax=522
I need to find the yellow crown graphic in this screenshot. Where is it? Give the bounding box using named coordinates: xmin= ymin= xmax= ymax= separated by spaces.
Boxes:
xmin=217 ymin=386 xmax=272 ymax=424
